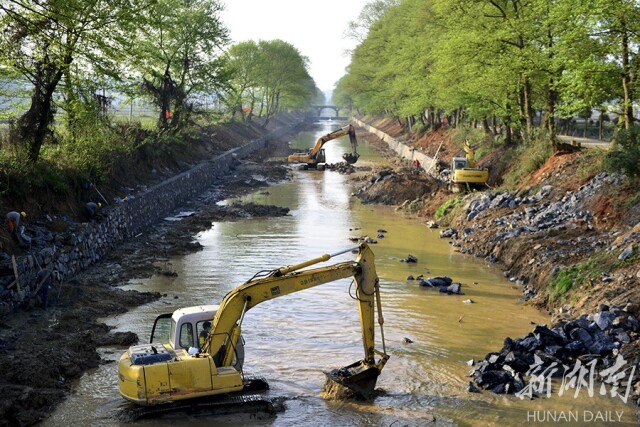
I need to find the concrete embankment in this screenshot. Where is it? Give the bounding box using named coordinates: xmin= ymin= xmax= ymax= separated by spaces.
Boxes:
xmin=0 ymin=113 xmax=304 ymax=315
xmin=352 ymin=117 xmax=435 ymax=171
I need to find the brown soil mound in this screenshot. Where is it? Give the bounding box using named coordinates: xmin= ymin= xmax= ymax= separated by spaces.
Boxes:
xmin=355 ymin=170 xmax=440 ymax=205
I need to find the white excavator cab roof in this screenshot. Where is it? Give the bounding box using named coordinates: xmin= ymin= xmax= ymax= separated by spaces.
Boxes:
xmin=171 ymin=304 xmax=220 ymax=324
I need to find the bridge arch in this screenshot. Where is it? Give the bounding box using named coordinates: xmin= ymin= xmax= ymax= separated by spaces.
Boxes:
xmin=311 ymin=105 xmax=340 ymax=117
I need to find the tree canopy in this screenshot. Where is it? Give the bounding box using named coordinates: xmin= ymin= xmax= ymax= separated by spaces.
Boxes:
xmin=336 ymin=0 xmax=640 ymax=146
xmin=222 ymin=39 xmax=320 ymax=125
xmin=0 ymin=0 xmax=321 ymax=164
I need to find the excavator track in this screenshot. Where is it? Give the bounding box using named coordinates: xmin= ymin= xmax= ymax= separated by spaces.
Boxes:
xmin=118 ymin=376 xmax=277 ymax=422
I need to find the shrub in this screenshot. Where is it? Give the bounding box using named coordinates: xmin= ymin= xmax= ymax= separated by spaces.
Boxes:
xmin=603 ymin=127 xmax=640 ymax=177
xmin=501 ymin=133 xmax=553 ymax=189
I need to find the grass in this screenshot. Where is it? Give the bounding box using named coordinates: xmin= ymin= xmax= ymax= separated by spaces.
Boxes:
xmin=547 ymin=250 xmax=634 ymax=302
xmin=435 ymin=195 xmax=462 ymax=224
xmin=500 ymin=135 xmax=554 ymax=190
xmin=624 ymin=190 xmax=640 ymax=209
xmin=575 ymin=148 xmax=606 ymax=181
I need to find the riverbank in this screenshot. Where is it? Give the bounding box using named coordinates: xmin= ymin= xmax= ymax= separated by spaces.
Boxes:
xmin=0 ymin=130 xmax=298 ymax=426
xmin=350 ymin=116 xmax=640 ymax=405
xmin=351 ymin=115 xmax=639 ymax=315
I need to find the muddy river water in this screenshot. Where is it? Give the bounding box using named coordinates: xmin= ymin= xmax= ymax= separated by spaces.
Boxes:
xmin=44 ymin=123 xmax=637 ymax=426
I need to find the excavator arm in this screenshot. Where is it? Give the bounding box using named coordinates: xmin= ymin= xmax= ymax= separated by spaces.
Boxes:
xmin=202 ymin=243 xmax=387 ymax=397
xmin=288 ymin=124 xmax=360 ymax=167
xmin=463 ymin=140 xmax=477 ymax=168
xmin=308 ymin=124 xmax=357 ymax=158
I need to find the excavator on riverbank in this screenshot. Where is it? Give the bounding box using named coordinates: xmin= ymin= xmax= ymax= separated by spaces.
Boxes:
xmin=117 ymin=243 xmax=388 ymax=418
xmin=449 ymin=141 xmax=489 ymax=192
xmin=288 ymin=124 xmax=360 ymax=170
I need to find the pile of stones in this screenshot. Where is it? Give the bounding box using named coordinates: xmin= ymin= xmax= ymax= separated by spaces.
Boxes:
xmin=469 ymin=304 xmax=640 ymax=397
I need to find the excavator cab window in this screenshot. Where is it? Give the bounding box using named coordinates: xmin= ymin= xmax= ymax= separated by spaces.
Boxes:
xmin=150 ymin=313 xmax=172 ymax=344
xmin=197 ymin=320 xmax=211 ymax=349
xmin=179 ymin=323 xmax=194 ymax=349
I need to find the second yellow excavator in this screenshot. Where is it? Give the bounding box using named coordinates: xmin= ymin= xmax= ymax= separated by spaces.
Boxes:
xmin=118 ymin=243 xmax=388 ymax=412
xmin=450 ymin=140 xmax=489 ymax=192
xmin=288 ymin=124 xmax=360 ymax=170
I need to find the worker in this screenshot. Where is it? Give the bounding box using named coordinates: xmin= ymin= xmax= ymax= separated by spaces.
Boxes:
xmin=82 ymin=202 xmax=101 ymax=220
xmin=414 ymin=159 xmax=421 ymax=175
xmin=6 ymin=211 xmax=26 ymax=243
xmin=199 ymin=321 xmax=211 ymax=348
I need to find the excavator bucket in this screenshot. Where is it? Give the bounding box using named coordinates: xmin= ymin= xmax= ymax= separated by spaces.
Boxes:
xmin=342 ymin=152 xmax=360 ymax=164
xmin=324 ymin=359 xmax=382 ymax=399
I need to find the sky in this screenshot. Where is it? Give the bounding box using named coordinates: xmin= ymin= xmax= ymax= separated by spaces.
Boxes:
xmin=220 ymin=0 xmax=370 ymax=96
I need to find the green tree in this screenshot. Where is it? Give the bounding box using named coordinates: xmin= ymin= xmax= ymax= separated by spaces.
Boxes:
xmin=0 ymin=0 xmax=146 ymax=163
xmin=132 ymin=0 xmax=230 ymax=130
xmin=589 ymin=0 xmax=640 ymax=130
xmin=223 ymin=41 xmax=262 ymax=121
xmin=226 ymin=40 xmax=317 ymax=126
xmin=345 ymin=0 xmax=400 ymax=45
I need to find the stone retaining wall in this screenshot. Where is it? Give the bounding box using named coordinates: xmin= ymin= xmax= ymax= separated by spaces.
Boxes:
xmin=0 ymin=116 xmax=303 ymax=315
xmin=352 ymin=117 xmax=436 ymax=172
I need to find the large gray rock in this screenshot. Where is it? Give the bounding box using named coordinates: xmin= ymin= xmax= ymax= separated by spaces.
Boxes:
xmin=593 ymin=311 xmax=616 ymax=331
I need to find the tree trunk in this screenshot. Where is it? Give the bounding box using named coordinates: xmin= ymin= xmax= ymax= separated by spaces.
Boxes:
xmin=503 ymin=105 xmax=513 ymax=146
xmin=17 ymin=74 xmax=62 ymax=163
xmin=158 ymin=68 xmax=172 ymax=129
xmin=621 ymin=25 xmax=634 ymax=130
xmin=546 ymin=82 xmax=559 ymax=149
xmin=598 ymin=108 xmax=604 ymax=140
xmin=63 ymin=71 xmax=78 ymax=144
xmin=482 ymin=119 xmax=491 ymax=135
xmin=521 ymin=75 xmax=533 ymax=134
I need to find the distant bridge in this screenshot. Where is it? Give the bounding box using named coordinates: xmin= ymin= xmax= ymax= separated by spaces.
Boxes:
xmin=309 ymin=105 xmax=347 ymax=120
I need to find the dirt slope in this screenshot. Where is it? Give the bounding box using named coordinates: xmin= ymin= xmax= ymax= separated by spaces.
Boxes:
xmin=357 ymin=117 xmax=638 ymax=308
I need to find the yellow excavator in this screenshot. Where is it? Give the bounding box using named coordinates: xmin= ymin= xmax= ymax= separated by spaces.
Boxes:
xmin=118 ymin=243 xmax=388 ymax=411
xmin=288 ymin=124 xmax=360 ymax=170
xmin=450 ymin=140 xmax=489 ymax=192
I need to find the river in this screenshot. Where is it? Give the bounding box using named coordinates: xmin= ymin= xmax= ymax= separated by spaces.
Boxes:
xmin=43 ymin=121 xmax=637 ymax=426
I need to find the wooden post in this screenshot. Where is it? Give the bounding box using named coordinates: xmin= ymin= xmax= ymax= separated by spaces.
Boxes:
xmin=92 ymin=184 xmax=109 ymax=205
xmin=11 ymin=255 xmax=20 ymax=293
xmin=33 ymin=270 xmax=52 ymax=295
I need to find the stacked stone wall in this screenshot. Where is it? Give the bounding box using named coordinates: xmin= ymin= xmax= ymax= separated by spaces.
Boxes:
xmin=0 ymin=116 xmax=303 ymax=315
